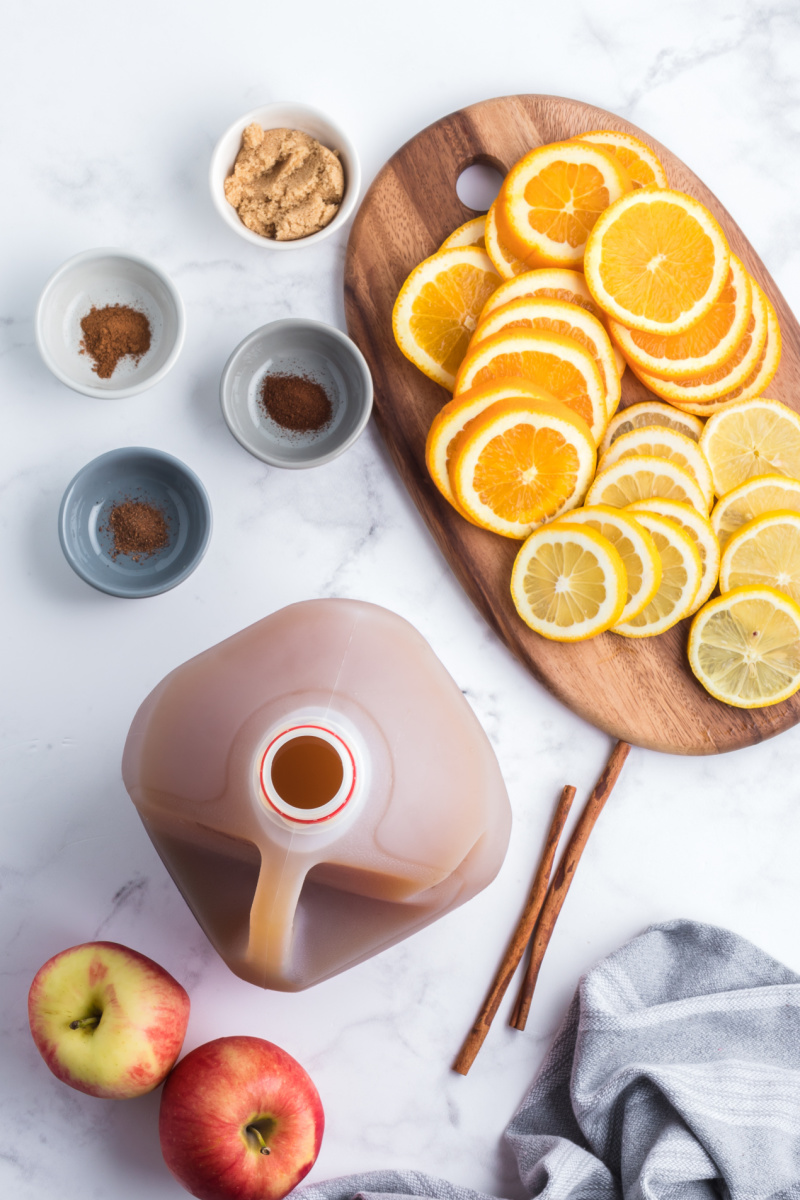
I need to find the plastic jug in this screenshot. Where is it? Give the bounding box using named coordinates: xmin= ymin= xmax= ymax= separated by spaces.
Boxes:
xmin=122 ymin=599 xmax=511 ymax=991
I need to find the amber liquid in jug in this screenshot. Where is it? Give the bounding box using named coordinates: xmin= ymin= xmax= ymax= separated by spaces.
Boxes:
xmin=123 ymin=599 xmax=511 ymax=991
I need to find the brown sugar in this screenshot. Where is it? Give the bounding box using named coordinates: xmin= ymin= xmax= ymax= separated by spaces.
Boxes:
xmin=80 ymin=305 xmax=152 ymax=379
xmin=224 ymin=125 xmax=344 ymax=241
xmin=260 ymin=373 xmax=333 ymax=433
xmin=104 ymin=500 xmax=170 ymax=561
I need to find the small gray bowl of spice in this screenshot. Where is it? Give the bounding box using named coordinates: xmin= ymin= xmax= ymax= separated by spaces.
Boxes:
xmin=219 ymin=319 xmax=373 ymax=468
xmin=36 ymin=249 xmax=185 ymax=399
xmin=58 ymin=447 xmax=212 ymax=597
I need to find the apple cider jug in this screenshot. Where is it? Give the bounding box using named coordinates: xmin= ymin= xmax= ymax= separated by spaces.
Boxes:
xmin=122 ymin=599 xmax=511 ymax=991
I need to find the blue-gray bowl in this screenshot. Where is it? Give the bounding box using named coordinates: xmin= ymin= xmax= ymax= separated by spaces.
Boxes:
xmin=58 ymin=448 xmax=212 ymax=597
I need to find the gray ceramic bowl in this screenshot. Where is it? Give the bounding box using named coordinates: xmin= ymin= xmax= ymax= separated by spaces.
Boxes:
xmin=219 ymin=319 xmax=373 ymax=468
xmin=36 ymin=248 xmax=185 ymax=399
xmin=58 ymin=448 xmax=212 ymax=597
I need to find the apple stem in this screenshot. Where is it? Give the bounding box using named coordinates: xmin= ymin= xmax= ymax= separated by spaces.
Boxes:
xmin=246 ymin=1126 xmax=271 ymax=1156
xmin=69 ymin=1016 xmax=100 ymax=1030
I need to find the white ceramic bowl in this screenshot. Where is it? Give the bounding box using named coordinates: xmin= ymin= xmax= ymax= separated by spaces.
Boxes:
xmin=209 ymin=102 xmax=361 ymax=250
xmin=35 ymin=249 xmax=185 ymax=400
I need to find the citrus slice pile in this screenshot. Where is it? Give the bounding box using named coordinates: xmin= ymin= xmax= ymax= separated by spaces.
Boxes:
xmin=395 ymin=127 xmax=797 ymax=707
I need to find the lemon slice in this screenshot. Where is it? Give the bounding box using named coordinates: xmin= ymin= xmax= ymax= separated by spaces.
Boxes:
xmin=597 ymin=426 xmax=714 ymax=509
xmin=597 ymin=403 xmax=705 ymax=458
xmin=453 ymin=327 xmax=608 ymax=443
xmin=510 ymin=524 xmax=627 ymax=640
xmin=448 ymin=396 xmax=597 ymax=538
xmin=688 ymin=586 xmax=800 ymax=707
xmin=472 ymin=296 xmax=621 ymax=419
xmin=439 ymin=216 xmax=487 ymax=250
xmin=392 ymin=246 xmax=501 ymax=389
xmin=711 ymin=474 xmax=800 ymax=551
xmin=626 ymin=498 xmax=720 ymax=613
xmin=613 ymin=512 xmax=702 ymax=637
xmin=551 ymin=505 xmax=661 ymax=623
xmin=599 ymin=401 xmax=704 ymax=456
xmin=425 ymin=380 xmax=556 ymax=515
xmin=585 ymin=456 xmax=708 ymax=513
xmin=699 ymin=398 xmax=800 ymax=497
xmin=718 ymin=511 xmax=800 ymax=605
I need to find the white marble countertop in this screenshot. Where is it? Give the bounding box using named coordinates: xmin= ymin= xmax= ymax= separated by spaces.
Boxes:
xmin=4 ymin=2 xmax=800 ymax=1197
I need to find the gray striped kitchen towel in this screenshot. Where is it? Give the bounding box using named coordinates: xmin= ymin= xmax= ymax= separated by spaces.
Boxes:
xmin=300 ymin=920 xmax=800 ymax=1200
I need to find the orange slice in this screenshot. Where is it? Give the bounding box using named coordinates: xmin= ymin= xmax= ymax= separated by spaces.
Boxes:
xmin=484 ymin=202 xmax=528 ymax=279
xmin=453 ymin=327 xmax=608 ymax=443
xmin=425 ymin=379 xmax=555 ymax=515
xmin=609 ymin=255 xmax=752 ymax=380
xmin=439 ymin=216 xmax=487 ymax=250
xmin=665 ymin=297 xmax=782 ymax=416
xmin=597 ymin=426 xmax=714 ymax=509
xmin=570 ymin=130 xmax=668 ymax=189
xmin=471 ymin=296 xmax=620 ymax=417
xmin=496 ymin=141 xmax=632 ymax=268
xmin=448 ymin=396 xmax=597 ymax=538
xmin=631 ymin=279 xmax=769 ymax=405
xmin=392 ymin=246 xmax=501 ymax=390
xmin=584 ymin=188 xmax=730 ymax=336
xmin=599 ymin=400 xmax=703 ymax=456
xmin=478 ymin=266 xmax=626 ymax=378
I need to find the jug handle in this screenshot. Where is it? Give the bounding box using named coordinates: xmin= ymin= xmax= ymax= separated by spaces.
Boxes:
xmin=246 ymin=847 xmax=306 ymax=984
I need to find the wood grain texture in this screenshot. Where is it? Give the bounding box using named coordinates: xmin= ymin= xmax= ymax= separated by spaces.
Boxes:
xmin=344 ymin=94 xmax=800 ymax=755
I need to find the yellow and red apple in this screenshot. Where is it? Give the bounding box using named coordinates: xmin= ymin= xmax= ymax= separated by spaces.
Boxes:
xmin=159 ymin=1035 xmax=324 ymax=1200
xmin=28 ymin=940 xmax=190 ymax=1099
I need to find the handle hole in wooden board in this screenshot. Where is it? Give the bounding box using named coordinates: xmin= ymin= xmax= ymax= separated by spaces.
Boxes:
xmin=455 ymin=162 xmax=505 ymax=212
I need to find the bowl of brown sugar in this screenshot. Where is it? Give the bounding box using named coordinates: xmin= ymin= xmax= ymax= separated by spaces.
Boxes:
xmin=36 ymin=249 xmax=185 ymax=399
xmin=219 ymin=319 xmax=373 ymax=468
xmin=209 ymin=102 xmax=360 ymax=249
xmin=58 ymin=447 xmax=212 ymax=597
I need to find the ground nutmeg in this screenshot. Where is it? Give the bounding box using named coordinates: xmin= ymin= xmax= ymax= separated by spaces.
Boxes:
xmin=104 ymin=500 xmax=170 ymax=561
xmin=80 ymin=304 xmax=152 ymax=379
xmin=260 ymin=372 xmax=333 ymax=433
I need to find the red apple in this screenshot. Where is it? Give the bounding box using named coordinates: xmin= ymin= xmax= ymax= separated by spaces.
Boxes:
xmin=28 ymin=940 xmax=190 ymax=1099
xmin=159 ymin=1035 xmax=324 ymax=1200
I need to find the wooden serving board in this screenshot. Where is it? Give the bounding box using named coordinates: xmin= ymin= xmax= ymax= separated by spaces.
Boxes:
xmin=343 ymin=94 xmax=800 ymax=755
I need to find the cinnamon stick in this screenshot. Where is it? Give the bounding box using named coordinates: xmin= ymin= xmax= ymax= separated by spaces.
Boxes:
xmin=510 ymin=740 xmax=631 ymax=1031
xmin=452 ymin=783 xmax=576 ymax=1076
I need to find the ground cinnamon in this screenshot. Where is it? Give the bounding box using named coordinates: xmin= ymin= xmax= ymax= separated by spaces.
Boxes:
xmin=260 ymin=372 xmax=333 ymax=433
xmin=80 ymin=304 xmax=152 ymax=379
xmin=104 ymin=500 xmax=170 ymax=561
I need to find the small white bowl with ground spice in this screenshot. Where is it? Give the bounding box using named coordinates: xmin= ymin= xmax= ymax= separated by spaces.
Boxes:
xmin=58 ymin=447 xmax=211 ymax=597
xmin=220 ymin=318 xmax=373 ymax=468
xmin=36 ymin=249 xmax=185 ymax=399
xmin=209 ymin=102 xmax=360 ymax=249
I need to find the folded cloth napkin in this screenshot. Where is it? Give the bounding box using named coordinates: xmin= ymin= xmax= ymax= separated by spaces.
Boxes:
xmin=299 ymin=920 xmax=800 ymax=1200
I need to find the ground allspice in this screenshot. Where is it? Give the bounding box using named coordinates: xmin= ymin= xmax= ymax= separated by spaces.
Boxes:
xmin=105 ymin=500 xmax=170 ymax=561
xmin=260 ymin=372 xmax=333 ymax=433
xmin=80 ymin=304 xmax=152 ymax=379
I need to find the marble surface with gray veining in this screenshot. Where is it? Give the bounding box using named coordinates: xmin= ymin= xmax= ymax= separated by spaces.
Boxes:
xmin=3 ymin=1 xmax=800 ymax=1196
